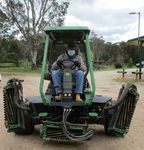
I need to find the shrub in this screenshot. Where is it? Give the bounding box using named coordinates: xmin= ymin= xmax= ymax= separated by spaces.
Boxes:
xmin=114 ymin=63 xmax=123 ymax=68
xmin=127 ymin=58 xmax=133 ymax=68
xmin=19 ymin=59 xmax=31 ymax=69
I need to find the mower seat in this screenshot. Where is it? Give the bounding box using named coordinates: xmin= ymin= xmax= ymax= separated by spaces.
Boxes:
xmin=45 ymin=71 xmax=89 ymax=100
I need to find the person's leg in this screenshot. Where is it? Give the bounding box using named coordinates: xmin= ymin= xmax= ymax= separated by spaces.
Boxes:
xmin=52 ymin=70 xmax=63 ymax=95
xmin=73 ymin=70 xmax=84 ymax=93
xmin=73 ymin=70 xmax=84 ymax=101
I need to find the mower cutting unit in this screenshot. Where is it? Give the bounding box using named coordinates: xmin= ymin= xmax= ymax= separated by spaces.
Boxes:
xmin=3 ymin=26 xmax=139 ymax=143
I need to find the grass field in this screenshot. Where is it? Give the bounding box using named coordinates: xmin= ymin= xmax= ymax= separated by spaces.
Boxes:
xmin=0 ymin=67 xmax=40 ymax=73
xmin=0 ymin=63 xmax=16 ymax=67
xmin=0 ymin=63 xmax=138 ymax=75
xmin=0 ymin=63 xmax=41 ymax=73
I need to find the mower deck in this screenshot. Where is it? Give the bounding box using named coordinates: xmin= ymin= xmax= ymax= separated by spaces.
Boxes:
xmin=25 ymin=95 xmax=112 ymax=106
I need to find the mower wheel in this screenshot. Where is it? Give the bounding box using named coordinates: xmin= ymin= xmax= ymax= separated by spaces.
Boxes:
xmin=15 ymin=110 xmax=34 ymax=135
xmin=104 ymin=110 xmax=113 ymax=136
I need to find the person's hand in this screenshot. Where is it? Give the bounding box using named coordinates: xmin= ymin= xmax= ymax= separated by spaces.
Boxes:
xmin=74 ymin=61 xmax=81 ymax=67
xmin=57 ymin=60 xmax=63 ymax=67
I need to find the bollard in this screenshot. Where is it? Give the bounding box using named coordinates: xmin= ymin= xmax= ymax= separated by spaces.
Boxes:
xmin=0 ymin=73 xmax=1 ymax=82
xmin=117 ymin=69 xmax=127 ymax=78
xmin=132 ymin=69 xmax=143 ymax=80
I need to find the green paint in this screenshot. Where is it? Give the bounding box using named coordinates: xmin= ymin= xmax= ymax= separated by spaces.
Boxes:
xmin=89 ymin=112 xmax=98 ymax=117
xmin=44 ymin=26 xmax=90 ymax=32
xmin=40 ymin=125 xmax=47 ymax=138
xmin=69 ymin=126 xmax=84 ymax=131
xmin=65 ymin=72 xmax=70 ymax=76
xmin=85 ymin=34 xmax=95 ymax=105
xmin=84 ymin=88 xmax=91 ymax=93
xmin=109 ymin=127 xmax=125 ymax=137
xmin=7 ymin=124 xmax=20 ymax=132
xmin=38 ymin=112 xmax=48 ymax=118
xmin=7 ymin=109 xmax=21 ymax=132
xmin=40 ymin=123 xmax=85 ymax=140
xmin=39 ymin=35 xmax=51 ymax=105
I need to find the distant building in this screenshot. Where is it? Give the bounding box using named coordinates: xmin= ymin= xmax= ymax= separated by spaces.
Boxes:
xmin=127 ymin=36 xmax=144 ymax=46
xmin=128 ymin=36 xmax=144 ymax=62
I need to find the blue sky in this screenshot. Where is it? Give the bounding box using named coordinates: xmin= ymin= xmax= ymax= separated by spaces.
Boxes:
xmin=64 ymin=0 xmax=144 ymax=43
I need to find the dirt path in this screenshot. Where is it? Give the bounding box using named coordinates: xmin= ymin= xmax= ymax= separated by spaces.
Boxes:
xmin=0 ymin=70 xmax=144 ymax=150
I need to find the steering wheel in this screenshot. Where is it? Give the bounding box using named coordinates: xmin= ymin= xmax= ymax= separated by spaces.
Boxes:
xmin=59 ymin=59 xmax=77 ymax=70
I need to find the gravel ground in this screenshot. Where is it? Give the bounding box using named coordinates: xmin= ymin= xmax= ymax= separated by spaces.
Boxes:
xmin=0 ymin=70 xmax=144 ymax=150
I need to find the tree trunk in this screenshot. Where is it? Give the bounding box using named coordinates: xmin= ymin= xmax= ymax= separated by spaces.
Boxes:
xmin=30 ymin=50 xmax=38 ymax=69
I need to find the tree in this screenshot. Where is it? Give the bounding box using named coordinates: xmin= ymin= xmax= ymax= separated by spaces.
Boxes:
xmin=0 ymin=37 xmax=21 ymax=65
xmin=1 ymin=0 xmax=69 ymax=68
xmin=90 ymin=31 xmax=105 ymax=63
xmin=0 ymin=7 xmax=10 ymax=37
xmin=0 ymin=37 xmax=8 ymax=62
xmin=8 ymin=39 xmax=21 ymax=66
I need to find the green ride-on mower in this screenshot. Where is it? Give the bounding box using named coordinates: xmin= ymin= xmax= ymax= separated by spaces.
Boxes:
xmin=3 ymin=26 xmax=139 ymax=143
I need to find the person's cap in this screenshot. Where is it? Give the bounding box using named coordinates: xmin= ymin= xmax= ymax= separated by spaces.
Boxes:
xmin=67 ymin=42 xmax=76 ymax=49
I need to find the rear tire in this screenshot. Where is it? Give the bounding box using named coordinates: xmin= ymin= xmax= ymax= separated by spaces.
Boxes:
xmin=15 ymin=110 xmax=34 ymax=135
xmin=104 ymin=110 xmax=113 ymax=136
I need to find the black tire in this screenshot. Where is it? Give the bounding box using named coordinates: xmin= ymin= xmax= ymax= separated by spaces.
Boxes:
xmin=15 ymin=110 xmax=34 ymax=135
xmin=104 ymin=110 xmax=113 ymax=136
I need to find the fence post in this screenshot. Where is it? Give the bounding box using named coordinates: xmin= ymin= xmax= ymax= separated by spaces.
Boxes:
xmin=117 ymin=69 xmax=127 ymax=78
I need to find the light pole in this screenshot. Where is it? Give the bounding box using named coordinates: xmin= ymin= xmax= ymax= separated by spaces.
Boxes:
xmin=129 ymin=12 xmax=142 ymax=79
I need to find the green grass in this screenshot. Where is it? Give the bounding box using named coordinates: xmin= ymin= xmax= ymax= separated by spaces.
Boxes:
xmin=94 ymin=65 xmax=114 ymax=71
xmin=0 ymin=63 xmax=138 ymax=74
xmin=0 ymin=63 xmax=16 ymax=67
xmin=0 ymin=67 xmax=41 ymax=73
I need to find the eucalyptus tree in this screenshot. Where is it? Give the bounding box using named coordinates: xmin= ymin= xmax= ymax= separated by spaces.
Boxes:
xmin=1 ymin=0 xmax=69 ymax=68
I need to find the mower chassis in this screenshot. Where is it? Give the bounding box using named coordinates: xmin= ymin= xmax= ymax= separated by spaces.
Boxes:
xmin=3 ymin=78 xmax=139 ymax=142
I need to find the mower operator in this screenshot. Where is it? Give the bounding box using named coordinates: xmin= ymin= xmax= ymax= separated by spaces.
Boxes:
xmin=51 ymin=42 xmax=86 ymax=102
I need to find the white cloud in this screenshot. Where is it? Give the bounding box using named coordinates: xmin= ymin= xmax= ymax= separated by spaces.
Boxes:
xmin=94 ymin=0 xmax=144 ymax=10
xmin=65 ymin=0 xmax=144 ymax=43
xmin=65 ymin=15 xmax=95 ymax=28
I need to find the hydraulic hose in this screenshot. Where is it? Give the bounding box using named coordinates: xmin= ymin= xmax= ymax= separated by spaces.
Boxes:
xmin=62 ymin=109 xmax=93 ymax=142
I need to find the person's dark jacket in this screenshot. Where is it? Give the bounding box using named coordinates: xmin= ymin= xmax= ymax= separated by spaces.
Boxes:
xmin=52 ymin=52 xmax=86 ymax=72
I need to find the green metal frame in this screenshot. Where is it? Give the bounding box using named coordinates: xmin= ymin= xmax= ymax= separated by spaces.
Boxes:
xmin=39 ymin=35 xmax=50 ymax=105
xmin=7 ymin=109 xmax=21 ymax=132
xmin=44 ymin=26 xmax=90 ymax=33
xmin=85 ymin=34 xmax=95 ymax=105
xmin=4 ymin=85 xmax=21 ymax=132
xmin=39 ymin=26 xmax=95 ymax=105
